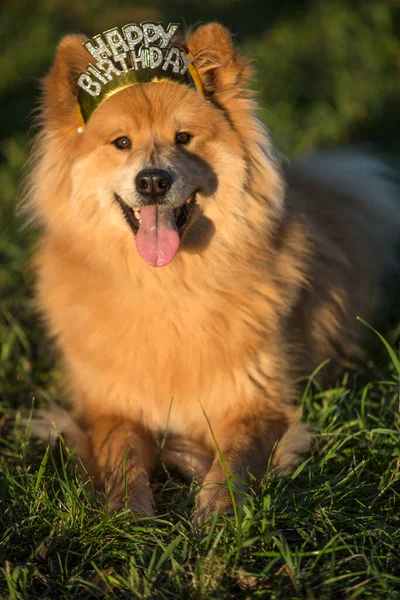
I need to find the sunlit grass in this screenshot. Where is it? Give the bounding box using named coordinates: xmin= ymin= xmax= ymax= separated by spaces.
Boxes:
xmin=1 ymin=371 xmax=399 ymax=598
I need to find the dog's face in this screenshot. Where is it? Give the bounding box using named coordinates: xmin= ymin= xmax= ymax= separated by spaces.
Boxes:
xmin=74 ymin=81 xmax=232 ymax=266
xmin=36 ymin=25 xmax=269 ymax=268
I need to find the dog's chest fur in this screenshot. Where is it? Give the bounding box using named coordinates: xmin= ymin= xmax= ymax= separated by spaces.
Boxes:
xmin=37 ymin=241 xmax=272 ymax=439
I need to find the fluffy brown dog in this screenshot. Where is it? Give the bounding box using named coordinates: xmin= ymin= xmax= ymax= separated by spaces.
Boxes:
xmin=24 ymin=23 xmax=400 ymax=522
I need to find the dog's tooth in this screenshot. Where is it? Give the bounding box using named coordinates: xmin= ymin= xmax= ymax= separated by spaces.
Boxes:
xmin=134 ymin=210 xmax=141 ymax=220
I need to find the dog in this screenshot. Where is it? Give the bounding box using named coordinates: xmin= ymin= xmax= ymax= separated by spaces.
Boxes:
xmin=23 ymin=22 xmax=400 ymax=523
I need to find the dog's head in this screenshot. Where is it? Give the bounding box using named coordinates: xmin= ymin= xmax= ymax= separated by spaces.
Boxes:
xmin=31 ymin=24 xmax=281 ymax=269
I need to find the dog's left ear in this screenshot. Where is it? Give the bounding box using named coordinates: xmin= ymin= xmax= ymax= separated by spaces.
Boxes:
xmin=186 ymin=23 xmax=252 ymax=98
xmin=42 ymin=35 xmax=92 ymax=128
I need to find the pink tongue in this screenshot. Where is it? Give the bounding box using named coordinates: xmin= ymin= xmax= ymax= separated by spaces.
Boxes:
xmin=135 ymin=205 xmax=180 ymax=267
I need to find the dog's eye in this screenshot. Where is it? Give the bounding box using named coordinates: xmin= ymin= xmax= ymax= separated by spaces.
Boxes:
xmin=112 ymin=136 xmax=132 ymax=150
xmin=175 ymin=132 xmax=192 ymax=145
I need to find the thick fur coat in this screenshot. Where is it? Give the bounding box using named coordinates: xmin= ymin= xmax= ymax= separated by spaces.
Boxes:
xmin=24 ymin=24 xmax=400 ymax=521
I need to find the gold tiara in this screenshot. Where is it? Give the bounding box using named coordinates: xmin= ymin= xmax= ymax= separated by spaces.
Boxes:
xmin=77 ymin=22 xmax=205 ymax=123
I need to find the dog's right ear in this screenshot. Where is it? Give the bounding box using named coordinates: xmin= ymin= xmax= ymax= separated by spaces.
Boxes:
xmin=42 ymin=35 xmax=92 ymax=128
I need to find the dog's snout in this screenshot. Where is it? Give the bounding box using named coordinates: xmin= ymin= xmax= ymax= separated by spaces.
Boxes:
xmin=135 ymin=169 xmax=172 ymax=198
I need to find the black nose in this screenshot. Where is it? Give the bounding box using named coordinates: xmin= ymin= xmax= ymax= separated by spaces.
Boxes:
xmin=135 ymin=169 xmax=172 ymax=198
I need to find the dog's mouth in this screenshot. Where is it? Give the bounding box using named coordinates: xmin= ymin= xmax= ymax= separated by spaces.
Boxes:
xmin=115 ymin=194 xmax=196 ymax=267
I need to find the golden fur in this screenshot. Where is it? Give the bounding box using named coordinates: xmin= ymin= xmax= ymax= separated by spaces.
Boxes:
xmin=24 ymin=24 xmax=399 ymax=521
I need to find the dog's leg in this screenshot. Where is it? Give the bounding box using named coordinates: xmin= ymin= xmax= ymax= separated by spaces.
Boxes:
xmin=193 ymin=412 xmax=305 ymax=524
xmin=89 ymin=416 xmax=156 ymax=516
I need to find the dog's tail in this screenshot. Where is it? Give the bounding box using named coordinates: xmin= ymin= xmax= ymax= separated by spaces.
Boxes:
xmin=284 ymin=148 xmax=400 ymax=353
xmin=286 ymin=148 xmax=400 ymax=260
xmin=285 ymin=149 xmax=400 ymax=285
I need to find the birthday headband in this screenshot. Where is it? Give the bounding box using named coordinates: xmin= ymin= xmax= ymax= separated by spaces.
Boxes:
xmin=77 ymin=22 xmax=204 ymax=123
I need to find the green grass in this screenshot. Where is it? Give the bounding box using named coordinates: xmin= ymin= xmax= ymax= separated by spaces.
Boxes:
xmin=1 ymin=139 xmax=400 ymax=599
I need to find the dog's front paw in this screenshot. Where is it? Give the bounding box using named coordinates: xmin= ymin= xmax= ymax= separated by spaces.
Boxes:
xmin=108 ymin=496 xmax=155 ymax=518
xmin=193 ymin=485 xmax=238 ymax=526
xmin=107 ymin=480 xmax=155 ymax=518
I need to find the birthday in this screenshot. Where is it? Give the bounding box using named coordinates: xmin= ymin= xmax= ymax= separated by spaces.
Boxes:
xmin=77 ymin=22 xmax=191 ymax=97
